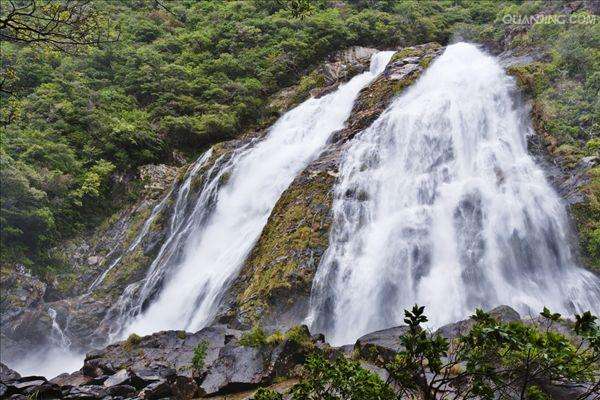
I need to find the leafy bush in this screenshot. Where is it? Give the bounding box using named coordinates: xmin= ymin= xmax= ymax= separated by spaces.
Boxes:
xmin=387 ymin=305 xmax=600 ymax=399
xmin=123 ymin=333 xmax=142 ymax=351
xmin=239 ymin=325 xmax=268 ymax=348
xmin=192 ymin=340 xmax=209 ymax=370
xmin=253 ymin=387 xmax=283 ymax=400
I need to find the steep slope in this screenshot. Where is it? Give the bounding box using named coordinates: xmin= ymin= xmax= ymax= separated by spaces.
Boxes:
xmin=221 ymin=43 xmax=444 ymax=329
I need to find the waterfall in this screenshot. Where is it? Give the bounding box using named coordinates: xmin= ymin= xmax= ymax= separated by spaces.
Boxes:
xmin=308 ymin=42 xmax=600 ymax=345
xmin=88 ymin=150 xmax=215 ymax=292
xmin=7 ymin=308 xmax=83 ymax=379
xmin=108 ymin=51 xmax=395 ymax=338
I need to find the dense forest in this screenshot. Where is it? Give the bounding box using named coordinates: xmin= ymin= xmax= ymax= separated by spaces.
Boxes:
xmin=1 ymin=1 xmax=598 ymax=277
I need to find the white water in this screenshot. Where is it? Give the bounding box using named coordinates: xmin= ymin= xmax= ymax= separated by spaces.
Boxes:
xmin=308 ymin=43 xmax=600 ymax=345
xmin=7 ymin=308 xmax=83 ymax=379
xmin=115 ymin=51 xmax=395 ymax=337
xmin=87 ymin=187 xmax=174 ymax=292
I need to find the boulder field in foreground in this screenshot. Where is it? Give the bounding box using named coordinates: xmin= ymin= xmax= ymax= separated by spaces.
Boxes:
xmin=1 ymin=305 xmax=591 ymax=400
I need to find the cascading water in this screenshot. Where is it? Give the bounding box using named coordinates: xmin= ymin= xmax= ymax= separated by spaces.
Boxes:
xmin=8 ymin=308 xmax=83 ymax=378
xmin=308 ymin=42 xmax=600 ymax=345
xmin=110 ymin=50 xmax=395 ymax=338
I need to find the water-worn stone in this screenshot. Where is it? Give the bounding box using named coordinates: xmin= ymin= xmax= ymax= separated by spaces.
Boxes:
xmin=138 ymin=379 xmax=171 ymax=399
xmin=0 ymin=363 xmax=20 ymax=381
xmin=435 ymin=305 xmax=521 ymax=339
xmin=354 ymin=326 xmax=411 ymax=365
xmin=201 ymin=344 xmax=268 ymax=395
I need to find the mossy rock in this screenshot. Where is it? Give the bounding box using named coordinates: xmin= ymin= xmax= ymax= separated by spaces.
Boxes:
xmin=236 ymin=169 xmax=336 ymax=324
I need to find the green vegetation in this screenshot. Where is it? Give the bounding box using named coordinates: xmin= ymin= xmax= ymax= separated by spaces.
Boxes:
xmin=289 ymin=354 xmax=396 ymax=400
xmin=2 ymin=0 xmax=522 ymax=277
xmin=2 ymin=0 xmax=597 ymax=276
xmin=254 ymin=306 xmax=600 ymax=400
xmin=239 ymin=325 xmax=268 ymax=347
xmin=123 ymin=332 xmax=142 ymax=351
xmin=192 ymin=340 xmax=209 ymax=370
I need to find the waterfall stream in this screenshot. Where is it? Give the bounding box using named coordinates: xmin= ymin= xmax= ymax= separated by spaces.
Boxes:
xmin=307 ymin=43 xmax=600 ymax=345
xmin=108 ymin=51 xmax=395 ymax=338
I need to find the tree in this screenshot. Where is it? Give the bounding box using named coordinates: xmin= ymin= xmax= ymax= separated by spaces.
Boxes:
xmin=0 ymin=0 xmax=117 ymax=49
xmin=386 ymin=306 xmax=600 ymax=400
xmin=253 ymin=306 xmax=599 ymax=400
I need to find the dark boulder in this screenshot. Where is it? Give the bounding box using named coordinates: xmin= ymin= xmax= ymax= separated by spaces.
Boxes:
xmin=0 ymin=363 xmax=20 ymax=381
xmin=435 ymin=305 xmax=521 ymax=339
xmin=170 ymin=375 xmax=199 ymax=399
xmin=354 ymin=326 xmax=411 ymax=365
xmin=200 ymin=344 xmax=268 ymax=395
xmin=138 ymin=379 xmax=171 ymax=399
xmin=106 ymin=384 xmax=136 ymax=397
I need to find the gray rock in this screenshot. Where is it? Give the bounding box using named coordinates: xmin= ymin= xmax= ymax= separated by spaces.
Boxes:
xmin=0 ymin=363 xmax=21 ymax=381
xmin=436 ymin=305 xmax=521 ymax=339
xmin=138 ymin=380 xmax=171 ymax=399
xmin=103 ymin=369 xmax=130 ymax=388
xmin=354 ymin=326 xmax=411 ymax=364
xmin=201 ymin=344 xmax=268 ymax=395
xmin=106 ymin=384 xmax=136 ymax=397
xmin=51 ymin=371 xmax=93 ymax=387
xmin=64 ymin=384 xmax=106 ymax=399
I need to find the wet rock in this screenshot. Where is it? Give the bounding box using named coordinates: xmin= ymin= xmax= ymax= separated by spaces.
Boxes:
xmin=22 ymin=381 xmax=62 ymax=398
xmin=201 ymin=344 xmax=268 ymax=395
xmin=268 ymin=338 xmax=311 ymax=379
xmin=170 ymin=375 xmax=199 ymax=399
xmin=106 ymin=384 xmax=136 ymax=397
xmin=103 ymin=369 xmax=130 ymax=388
xmin=0 ymin=363 xmax=20 ymax=381
xmin=436 ymin=305 xmax=521 ymax=339
xmin=354 ymin=326 xmax=411 ymax=365
xmin=63 ymin=384 xmax=106 ymax=399
xmin=138 ymin=379 xmax=171 ymax=399
xmin=51 ymin=371 xmax=92 ymax=387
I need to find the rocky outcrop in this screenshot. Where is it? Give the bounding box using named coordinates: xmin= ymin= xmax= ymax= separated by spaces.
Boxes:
xmin=222 ymin=42 xmax=444 ymax=329
xmin=268 ymin=46 xmax=379 ymax=115
xmin=3 ymin=306 xmax=592 ymax=400
xmin=0 ymin=267 xmax=50 ymax=362
xmin=0 ymin=324 xmax=317 ymax=399
xmin=0 ymin=363 xmax=20 ymax=381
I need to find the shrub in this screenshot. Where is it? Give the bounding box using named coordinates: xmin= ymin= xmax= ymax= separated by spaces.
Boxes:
xmin=192 ymin=340 xmax=209 ymax=370
xmin=123 ymin=333 xmax=142 ymax=351
xmin=289 ymin=354 xmax=396 ymax=400
xmin=252 ymin=388 xmax=283 ymax=400
xmin=266 ymin=330 xmax=285 ymax=345
xmin=239 ymin=325 xmax=267 ymax=348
